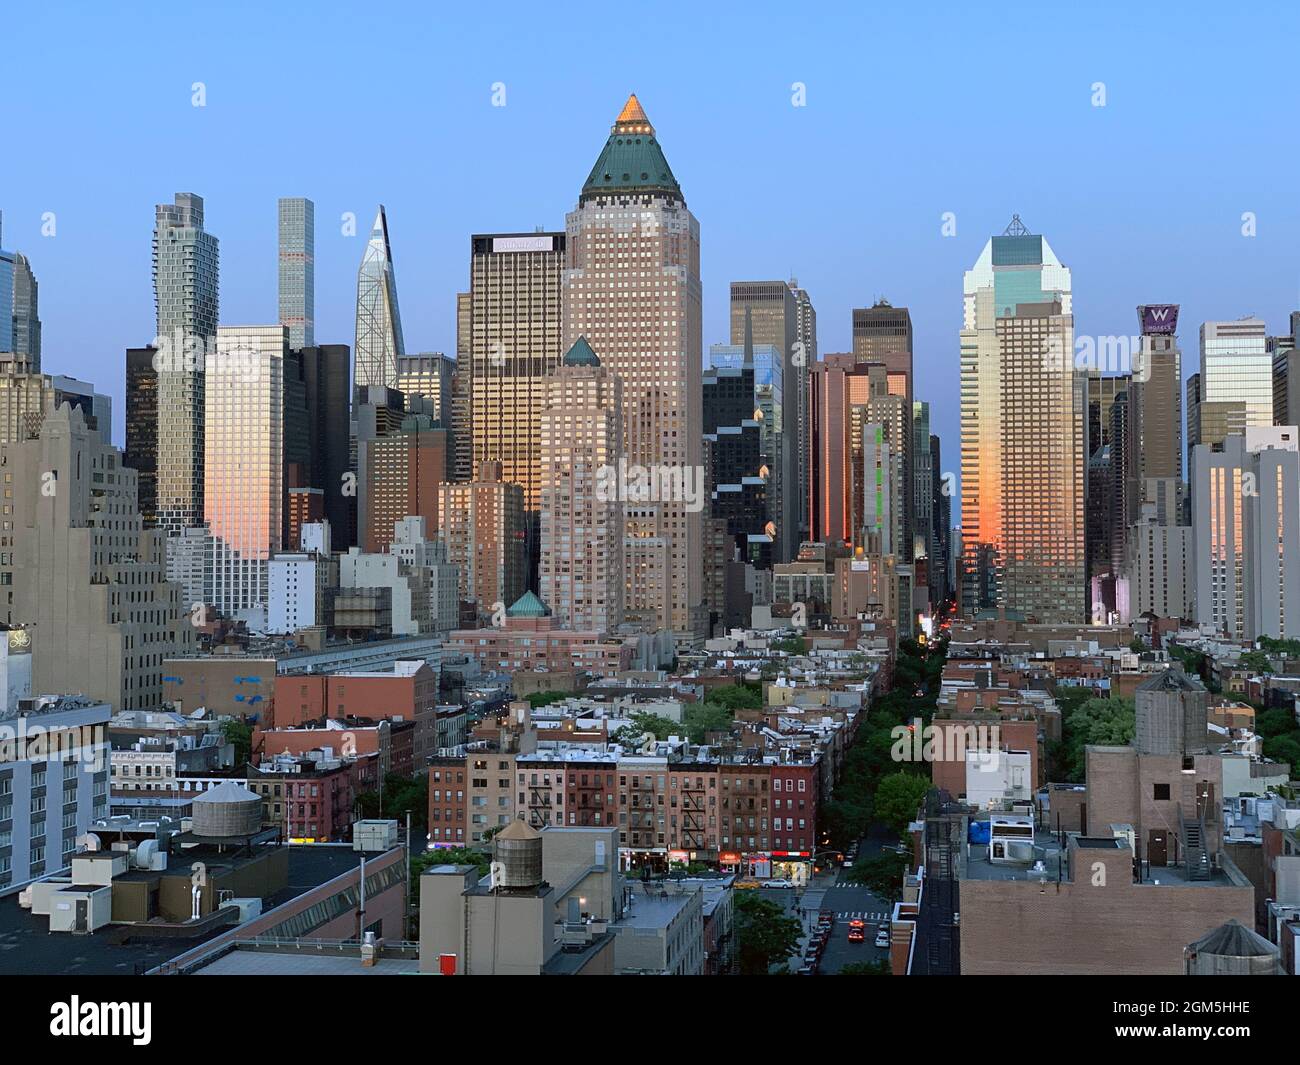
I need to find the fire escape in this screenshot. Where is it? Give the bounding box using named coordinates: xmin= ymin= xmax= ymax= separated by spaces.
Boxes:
xmin=1179 ymin=777 xmax=1214 ymax=881
xmin=528 ymin=781 xmax=553 ymax=828
xmin=629 ymin=777 xmax=656 ymax=849
xmin=681 ymin=777 xmax=708 ymax=853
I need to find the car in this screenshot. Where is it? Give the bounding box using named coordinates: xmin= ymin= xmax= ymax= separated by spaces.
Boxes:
xmin=761 ymin=878 xmax=794 ymax=889
xmin=847 ymin=919 xmax=866 ymax=943
xmin=875 ymin=930 xmax=891 ymax=948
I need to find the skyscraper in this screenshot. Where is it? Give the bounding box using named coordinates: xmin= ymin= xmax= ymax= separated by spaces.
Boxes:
xmin=562 ymin=95 xmax=704 ymax=641
xmin=354 ymin=205 xmax=405 ymax=390
xmin=1133 ymin=305 xmax=1184 ymax=502
xmin=298 ymin=344 xmax=353 ymax=547
xmin=459 ymin=232 xmax=566 ymax=584
xmin=364 ymin=414 xmax=447 ymax=554
xmin=0 ymin=211 xmax=14 ymax=355
xmin=539 ymin=337 xmax=624 ymax=632
xmin=124 ymin=346 xmax=158 ymax=527
xmin=729 ymin=282 xmax=798 ymax=559
xmin=438 ymin=461 xmax=527 ymax=617
xmin=1192 ymin=426 xmax=1300 ymax=640
xmin=789 ymin=280 xmax=817 ymax=544
xmin=1195 ymin=317 xmax=1271 ymax=450
xmin=153 ymin=192 xmax=219 ymax=535
xmin=10 ymin=252 xmax=40 ymax=370
xmin=396 ymin=352 xmax=455 ymax=428
xmin=959 ymin=217 xmax=1085 ymax=622
xmin=852 ymin=300 xmax=914 ymax=561
xmin=204 ymin=325 xmax=287 ymax=621
xmin=278 ymin=197 xmax=314 ymax=349
xmin=912 ymin=401 xmax=934 ymax=595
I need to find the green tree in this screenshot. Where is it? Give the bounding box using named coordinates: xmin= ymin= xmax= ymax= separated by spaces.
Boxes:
xmin=843 ymin=848 xmax=910 ymax=903
xmin=735 ymin=891 xmax=803 ymax=975
xmin=708 ymin=682 xmax=764 ymax=711
xmin=873 ymin=771 xmax=931 ymax=838
xmin=526 ymin=690 xmax=576 ymax=708
xmin=1240 ymin=650 xmax=1274 ymax=675
xmin=771 ymin=635 xmax=807 ymax=655
xmin=682 ymin=702 xmax=735 ymax=743
xmin=611 ymin=710 xmax=679 ymax=745
xmin=1059 ymin=697 xmax=1135 ymax=782
xmin=221 ymin=718 xmax=253 ymax=765
xmin=354 ymin=772 xmax=429 ymax=833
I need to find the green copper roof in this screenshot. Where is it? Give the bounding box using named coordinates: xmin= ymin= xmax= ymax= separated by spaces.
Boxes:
xmin=563 ymin=336 xmax=601 ymax=367
xmin=507 ymin=590 xmax=551 ymax=618
xmin=580 ymin=94 xmax=682 ymax=203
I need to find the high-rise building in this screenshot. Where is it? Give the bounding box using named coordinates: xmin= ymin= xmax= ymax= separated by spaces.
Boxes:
xmin=708 ymin=319 xmax=784 ymax=561
xmin=808 ymin=354 xmax=871 ymax=547
xmin=912 ymin=402 xmax=935 ymax=605
xmin=352 ymin=385 xmax=406 ymax=554
xmin=852 ymin=300 xmax=914 ymax=561
xmin=1195 ymin=318 xmax=1271 ymax=451
xmin=539 ymin=337 xmax=624 ymax=633
xmin=1128 ymin=503 xmax=1192 ymax=621
xmin=354 ymin=205 xmax=404 ymax=390
xmin=10 ymin=251 xmax=39 ymax=370
xmin=788 ymin=280 xmax=817 ymax=542
xmin=4 ymin=403 xmax=193 ymax=708
xmin=562 ymin=95 xmax=704 ymax=643
xmin=438 ymin=461 xmax=526 ymax=617
xmin=1085 ymin=373 xmax=1135 ymax=585
xmin=124 ymin=347 xmax=158 ymax=527
xmin=0 ymin=212 xmax=13 ymax=354
xmin=153 ymin=193 xmax=218 ymax=535
xmin=1269 ymin=311 xmax=1300 ymax=428
xmin=278 ymin=197 xmax=314 ymax=349
xmin=298 ymin=344 xmax=353 ymax=547
xmin=729 ymin=283 xmax=798 ymax=560
xmin=931 ymin=433 xmax=951 ymax=605
xmin=959 ymin=217 xmax=1085 ymax=622
xmin=363 ymin=414 xmax=447 ymax=554
xmin=1133 ymin=305 xmax=1184 ymax=511
xmin=1192 ymin=426 xmax=1300 ymax=640
xmin=396 ymin=352 xmax=455 ymax=428
xmin=459 ymin=232 xmax=566 ymax=585
xmin=0 ymin=365 xmax=108 ymax=447
xmin=204 ymin=325 xmax=287 ymax=622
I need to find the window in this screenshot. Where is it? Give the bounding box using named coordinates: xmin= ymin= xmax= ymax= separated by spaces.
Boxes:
xmin=1153 ymin=783 xmax=1170 ymax=800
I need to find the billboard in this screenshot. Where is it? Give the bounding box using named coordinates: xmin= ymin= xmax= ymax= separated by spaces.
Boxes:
xmin=1138 ymin=304 xmax=1179 ymax=336
xmin=492 ymin=235 xmax=554 ymax=254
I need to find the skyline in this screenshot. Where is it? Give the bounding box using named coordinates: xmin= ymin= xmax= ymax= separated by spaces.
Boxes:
xmin=5 ymin=1 xmax=1300 ymax=477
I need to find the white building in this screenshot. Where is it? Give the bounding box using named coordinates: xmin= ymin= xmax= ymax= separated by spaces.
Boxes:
xmin=1128 ymin=503 xmax=1192 ymax=620
xmin=1192 ymin=426 xmax=1300 ymax=639
xmin=0 ymin=696 xmax=110 ymax=896
xmin=388 ymin=517 xmax=459 ymax=633
xmin=339 ymin=548 xmax=429 ymax=636
xmin=964 ymin=747 xmax=1033 ymax=809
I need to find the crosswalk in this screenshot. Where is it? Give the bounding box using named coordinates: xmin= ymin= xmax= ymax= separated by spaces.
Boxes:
xmin=834 ymin=910 xmax=891 ymax=922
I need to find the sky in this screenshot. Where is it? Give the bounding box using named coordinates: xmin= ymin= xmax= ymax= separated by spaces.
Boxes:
xmin=4 ymin=0 xmax=1299 ymax=501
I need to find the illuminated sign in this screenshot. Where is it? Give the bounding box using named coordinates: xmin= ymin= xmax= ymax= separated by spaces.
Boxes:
xmin=1138 ymin=304 xmax=1179 ymax=336
xmin=492 ymin=235 xmax=554 ymax=254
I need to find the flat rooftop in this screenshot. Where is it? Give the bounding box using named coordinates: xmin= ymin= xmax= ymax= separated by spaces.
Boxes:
xmin=194 ymin=944 xmax=419 ymax=976
xmin=961 ymin=825 xmax=1242 ymax=888
xmin=0 ymin=844 xmax=374 ymax=976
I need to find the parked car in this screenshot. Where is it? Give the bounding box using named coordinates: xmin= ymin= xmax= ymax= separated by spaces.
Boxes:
xmin=761 ymin=878 xmax=794 ymax=889
xmin=874 ymin=929 xmax=891 ymax=948
xmin=847 ymin=919 xmax=866 ymax=943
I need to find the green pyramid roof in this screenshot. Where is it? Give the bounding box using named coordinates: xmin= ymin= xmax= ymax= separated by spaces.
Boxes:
xmin=580 ymin=94 xmax=682 ymax=204
xmin=563 ymin=336 xmax=601 ymax=367
xmin=507 ymin=590 xmax=551 ymax=618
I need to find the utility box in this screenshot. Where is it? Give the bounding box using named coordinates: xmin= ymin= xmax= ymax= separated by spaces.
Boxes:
xmin=353 ymin=819 xmax=400 ymax=853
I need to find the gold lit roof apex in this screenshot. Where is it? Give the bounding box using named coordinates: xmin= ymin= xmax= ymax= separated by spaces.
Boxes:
xmin=614 ymin=93 xmax=653 ymax=134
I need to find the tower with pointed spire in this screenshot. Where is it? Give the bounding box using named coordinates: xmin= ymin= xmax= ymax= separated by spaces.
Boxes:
xmin=563 ymin=96 xmax=704 ymax=643
xmin=354 ymin=205 xmax=405 ymax=390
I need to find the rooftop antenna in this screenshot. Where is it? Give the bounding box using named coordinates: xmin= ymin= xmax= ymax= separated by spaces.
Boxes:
xmin=1003 ymin=214 xmax=1029 ymax=236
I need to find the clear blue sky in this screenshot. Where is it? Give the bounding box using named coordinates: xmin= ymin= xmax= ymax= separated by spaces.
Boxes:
xmin=4 ymin=0 xmax=1298 ymax=490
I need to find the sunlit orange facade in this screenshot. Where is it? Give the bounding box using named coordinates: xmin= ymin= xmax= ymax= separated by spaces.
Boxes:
xmin=959 ymin=223 xmax=1085 ymax=622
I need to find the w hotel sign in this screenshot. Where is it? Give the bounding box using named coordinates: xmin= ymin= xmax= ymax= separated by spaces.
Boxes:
xmin=1138 ymin=304 xmax=1179 ymax=336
